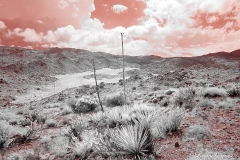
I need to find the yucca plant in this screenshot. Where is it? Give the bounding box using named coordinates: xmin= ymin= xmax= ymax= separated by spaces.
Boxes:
xmin=110 ymin=124 xmax=154 ymax=159
xmin=131 ymin=110 xmax=158 ymax=130
xmin=94 ymin=124 xmax=154 ymax=159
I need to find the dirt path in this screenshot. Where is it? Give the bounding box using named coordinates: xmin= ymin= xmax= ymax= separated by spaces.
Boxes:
xmin=13 ymin=67 xmax=139 ymax=104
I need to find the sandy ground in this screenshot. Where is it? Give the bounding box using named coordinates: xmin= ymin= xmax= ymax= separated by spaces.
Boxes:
xmin=13 ymin=67 xmax=139 ymax=104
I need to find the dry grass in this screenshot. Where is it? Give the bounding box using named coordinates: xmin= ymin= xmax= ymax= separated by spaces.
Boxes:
xmin=186 ymin=150 xmax=235 ymax=160
xmin=183 ymin=125 xmax=210 ymax=141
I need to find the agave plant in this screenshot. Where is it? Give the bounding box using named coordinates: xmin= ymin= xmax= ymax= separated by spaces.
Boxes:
xmin=110 ymin=124 xmax=154 ymax=159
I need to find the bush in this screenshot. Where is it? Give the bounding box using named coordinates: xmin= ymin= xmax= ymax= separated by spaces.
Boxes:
xmin=154 ymin=108 xmax=184 ymax=138
xmin=67 ymin=96 xmax=98 ymax=113
xmin=183 ymin=125 xmax=209 ymax=141
xmin=61 ymin=105 xmax=73 ymax=115
xmin=30 ymin=110 xmax=47 ymax=123
xmin=227 ymin=87 xmax=240 ymax=98
xmin=218 ymin=98 xmax=233 ymax=109
xmin=174 ymin=86 xmax=195 ymax=109
xmin=70 ymin=121 xmax=85 ymax=140
xmin=196 ymin=98 xmax=214 ymax=108
xmin=44 ymin=119 xmax=56 ymax=128
xmin=0 ymin=120 xmax=29 ymax=149
xmin=203 ymin=87 xmax=227 ymax=98
xmin=105 ymin=107 xmax=131 ymax=128
xmin=105 ymin=92 xmax=130 ymax=107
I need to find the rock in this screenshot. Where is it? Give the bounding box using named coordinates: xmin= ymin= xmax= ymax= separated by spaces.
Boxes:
xmin=175 ymin=142 xmax=180 ymax=147
xmin=163 ymin=102 xmax=168 ymax=107
xmin=165 ymin=90 xmax=174 ymax=95
xmin=148 ymin=92 xmax=154 ymax=97
xmin=153 ymin=86 xmax=160 ymax=91
xmin=99 ymin=82 xmax=105 ymax=88
xmin=118 ymin=79 xmax=123 ymax=85
xmin=152 ymin=98 xmax=158 ymax=103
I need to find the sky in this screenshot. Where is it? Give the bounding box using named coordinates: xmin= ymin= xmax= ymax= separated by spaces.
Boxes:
xmin=0 ymin=0 xmax=240 ymax=57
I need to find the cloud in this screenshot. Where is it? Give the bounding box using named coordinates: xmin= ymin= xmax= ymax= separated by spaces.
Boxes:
xmin=10 ymin=28 xmax=43 ymax=42
xmin=0 ymin=21 xmax=6 ymax=29
xmin=199 ymin=0 xmax=238 ymax=13
xmin=0 ymin=0 xmax=95 ymax=30
xmin=1 ymin=0 xmax=240 ymax=57
xmin=112 ymin=4 xmax=128 ymax=14
xmin=58 ymin=0 xmax=69 ymax=9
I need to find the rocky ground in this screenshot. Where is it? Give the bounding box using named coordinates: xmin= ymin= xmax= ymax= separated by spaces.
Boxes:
xmin=0 ymin=46 xmax=240 ymax=160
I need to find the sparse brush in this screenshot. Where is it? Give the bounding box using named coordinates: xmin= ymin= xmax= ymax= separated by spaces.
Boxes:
xmin=61 ymin=105 xmax=73 ymax=115
xmin=218 ymin=98 xmax=233 ymax=109
xmin=174 ymin=86 xmax=195 ymax=110
xmin=68 ymin=96 xmax=98 ymax=113
xmin=183 ymin=125 xmax=210 ymax=141
xmin=186 ymin=150 xmax=235 ymax=160
xmin=70 ymin=121 xmax=85 ymax=140
xmin=227 ymin=87 xmax=240 ymax=98
xmin=105 ymin=107 xmax=132 ymax=128
xmin=105 ymin=92 xmax=130 ymax=107
xmin=203 ymin=87 xmax=227 ymax=98
xmin=0 ymin=120 xmax=29 ymax=149
xmin=0 ymin=125 xmax=9 ymax=149
xmin=74 ymin=141 xmax=92 ymax=159
xmin=44 ymin=119 xmax=56 ymax=128
xmin=154 ymin=108 xmax=184 ymax=138
xmin=6 ymin=153 xmax=24 ymax=160
xmin=196 ymin=98 xmax=214 ymax=108
xmin=30 ymin=110 xmax=47 ymax=124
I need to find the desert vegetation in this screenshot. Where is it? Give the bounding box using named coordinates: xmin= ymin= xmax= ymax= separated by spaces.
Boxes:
xmin=0 ymin=46 xmax=239 ymax=159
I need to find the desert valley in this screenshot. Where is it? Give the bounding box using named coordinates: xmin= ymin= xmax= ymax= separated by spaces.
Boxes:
xmin=0 ymin=46 xmax=240 ymax=160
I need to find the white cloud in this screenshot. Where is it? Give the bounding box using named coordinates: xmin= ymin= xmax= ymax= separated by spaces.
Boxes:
xmin=112 ymin=4 xmax=128 ymax=14
xmin=0 ymin=21 xmax=6 ymax=29
xmin=5 ymin=0 xmax=240 ymax=57
xmin=58 ymin=0 xmax=69 ymax=9
xmin=10 ymin=28 xmax=43 ymax=42
xmin=199 ymin=0 xmax=225 ymax=13
xmin=37 ymin=20 xmax=43 ymax=24
xmin=207 ymin=16 xmax=218 ymax=23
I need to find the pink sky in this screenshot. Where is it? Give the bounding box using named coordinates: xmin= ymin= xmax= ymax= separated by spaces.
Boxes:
xmin=0 ymin=0 xmax=240 ymax=57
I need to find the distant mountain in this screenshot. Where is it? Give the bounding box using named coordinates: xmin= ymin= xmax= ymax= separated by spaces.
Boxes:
xmin=0 ymin=46 xmax=163 ymax=76
xmin=203 ymin=49 xmax=240 ymax=60
xmin=0 ymin=46 xmax=239 ymax=77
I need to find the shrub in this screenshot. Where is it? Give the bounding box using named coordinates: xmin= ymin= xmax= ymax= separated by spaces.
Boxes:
xmin=174 ymin=86 xmax=195 ymax=109
xmin=7 ymin=153 xmax=24 ymax=160
xmin=154 ymin=108 xmax=184 ymax=138
xmin=74 ymin=141 xmax=92 ymax=159
xmin=70 ymin=121 xmax=85 ymax=140
xmin=183 ymin=125 xmax=209 ymax=141
xmin=196 ymin=98 xmax=214 ymax=108
xmin=61 ymin=105 xmax=73 ymax=115
xmin=30 ymin=110 xmax=47 ymax=123
xmin=105 ymin=92 xmax=130 ymax=107
xmin=68 ymin=96 xmax=98 ymax=113
xmin=99 ymin=124 xmax=154 ymax=159
xmin=203 ymin=87 xmax=227 ymax=98
xmin=0 ymin=120 xmax=29 ymax=149
xmin=186 ymin=150 xmax=235 ymax=160
xmin=44 ymin=119 xmax=56 ymax=128
xmin=218 ymin=98 xmax=233 ymax=109
xmin=227 ymin=87 xmax=240 ymax=98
